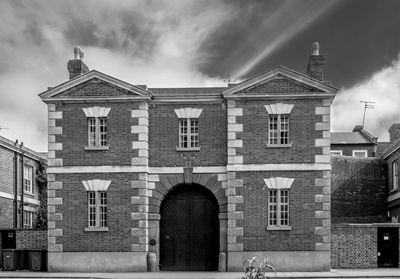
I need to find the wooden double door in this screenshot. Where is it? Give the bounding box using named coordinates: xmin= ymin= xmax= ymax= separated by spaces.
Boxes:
xmin=160 ymin=184 xmax=219 ymax=271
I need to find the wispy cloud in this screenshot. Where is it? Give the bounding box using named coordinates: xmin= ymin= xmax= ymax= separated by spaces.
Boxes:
xmin=232 ymin=0 xmax=341 ymax=78
xmin=332 ymin=53 xmax=400 ymax=141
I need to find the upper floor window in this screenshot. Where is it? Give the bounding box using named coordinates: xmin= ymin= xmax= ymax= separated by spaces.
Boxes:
xmin=82 ymin=179 xmax=111 ymax=231
xmin=23 ymin=210 xmax=34 ymax=228
xmin=88 ymin=117 xmax=107 ymax=147
xmin=352 ymin=150 xmax=367 ymax=158
xmin=268 ymin=115 xmax=289 ymax=145
xmin=265 ymin=103 xmax=294 ymax=147
xmin=331 ymin=150 xmax=343 ymax=156
xmin=24 ymin=165 xmax=33 ymax=194
xmin=179 ymin=119 xmax=199 ymax=149
xmin=264 ymin=177 xmax=294 ymax=230
xmin=393 ymin=160 xmax=398 ymax=191
xmin=83 ymin=107 xmax=110 ymax=150
xmin=174 ymin=108 xmax=203 ymax=151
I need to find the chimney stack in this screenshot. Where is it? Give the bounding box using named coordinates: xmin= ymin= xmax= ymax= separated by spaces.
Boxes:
xmin=307 ymin=42 xmax=326 ymax=81
xmin=389 ymin=123 xmax=400 ymax=142
xmin=67 ymin=47 xmax=89 ymax=79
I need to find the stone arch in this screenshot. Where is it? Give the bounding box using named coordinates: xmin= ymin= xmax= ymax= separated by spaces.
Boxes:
xmin=148 ymin=172 xmax=227 ymax=215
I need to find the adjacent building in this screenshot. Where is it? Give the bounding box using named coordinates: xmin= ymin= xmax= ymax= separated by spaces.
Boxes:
xmin=331 ymin=125 xmax=377 ymax=157
xmin=0 ymin=135 xmax=46 ymax=229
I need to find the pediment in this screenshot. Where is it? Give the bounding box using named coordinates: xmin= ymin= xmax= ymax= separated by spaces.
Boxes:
xmin=222 ymin=66 xmax=337 ymax=97
xmin=39 ymin=70 xmax=152 ymax=101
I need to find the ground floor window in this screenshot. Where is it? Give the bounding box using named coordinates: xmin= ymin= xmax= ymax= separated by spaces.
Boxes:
xmin=88 ymin=191 xmax=107 ymax=228
xmin=268 ymin=189 xmax=289 ymax=227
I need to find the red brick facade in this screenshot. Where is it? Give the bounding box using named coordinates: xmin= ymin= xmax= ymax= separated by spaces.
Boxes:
xmin=0 ymin=136 xmax=46 ymax=229
xmin=40 ymin=54 xmax=337 ymax=271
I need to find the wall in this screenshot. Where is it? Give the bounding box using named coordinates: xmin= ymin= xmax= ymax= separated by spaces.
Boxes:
xmin=331 ymin=225 xmax=376 ymax=268
xmin=148 ymin=103 xmax=227 ymax=167
xmin=55 ymin=102 xmax=139 ymax=166
xmin=331 ymin=156 xmax=387 ymax=224
xmin=16 ymin=229 xmax=47 ymax=250
xmin=331 ymin=144 xmax=375 ymax=157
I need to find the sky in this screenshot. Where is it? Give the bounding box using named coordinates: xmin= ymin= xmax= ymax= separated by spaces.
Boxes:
xmin=0 ymin=0 xmax=400 ymax=151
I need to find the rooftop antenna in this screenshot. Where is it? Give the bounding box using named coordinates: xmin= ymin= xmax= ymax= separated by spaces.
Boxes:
xmin=223 ymin=74 xmax=237 ymax=84
xmin=360 ymin=101 xmax=376 ymax=127
xmin=0 ymin=126 xmax=9 ymax=133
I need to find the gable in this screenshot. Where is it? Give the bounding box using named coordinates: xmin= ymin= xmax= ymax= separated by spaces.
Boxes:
xmin=39 ymin=70 xmax=151 ymax=101
xmin=55 ymin=78 xmax=138 ymax=98
xmin=222 ymin=66 xmax=337 ymax=97
xmin=241 ymin=75 xmax=317 ymax=95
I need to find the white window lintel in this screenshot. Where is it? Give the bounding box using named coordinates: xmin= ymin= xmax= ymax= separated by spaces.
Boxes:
xmin=265 ymin=103 xmax=294 ymax=115
xmin=264 ymin=177 xmax=294 ymax=190
xmin=82 ymin=179 xmax=111 ymax=191
xmin=83 ymin=107 xmax=111 ymax=118
xmin=174 ymin=108 xmax=203 ymax=119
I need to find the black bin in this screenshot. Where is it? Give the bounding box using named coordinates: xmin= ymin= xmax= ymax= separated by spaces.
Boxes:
xmin=2 ymin=249 xmax=16 ymax=271
xmin=29 ymin=250 xmax=43 ymax=271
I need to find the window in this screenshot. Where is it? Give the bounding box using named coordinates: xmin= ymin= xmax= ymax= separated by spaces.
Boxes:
xmin=352 ymin=150 xmax=367 ymax=158
xmin=393 ymin=160 xmax=398 ymax=190
xmin=264 ymin=103 xmax=294 ymax=147
xmin=88 ymin=117 xmax=107 ymax=147
xmin=82 ymin=106 xmax=110 ymax=150
xmin=179 ymin=119 xmax=199 ymax=149
xmin=23 ymin=210 xmax=34 ymax=228
xmin=330 ymin=150 xmax=343 ymax=156
xmin=264 ymin=177 xmax=293 ymax=230
xmin=268 ymin=115 xmax=289 ymax=145
xmin=24 ymin=165 xmax=33 ymax=194
xmin=88 ymin=191 xmax=107 ymax=228
xmin=268 ymin=189 xmax=289 ymax=227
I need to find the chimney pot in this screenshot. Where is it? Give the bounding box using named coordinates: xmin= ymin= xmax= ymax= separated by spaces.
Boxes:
xmin=311 ymin=42 xmax=320 ymax=55
xmin=68 ymin=47 xmax=89 ymax=79
xmin=73 ymin=47 xmax=80 ymax=60
xmin=389 ymin=123 xmax=400 ymax=142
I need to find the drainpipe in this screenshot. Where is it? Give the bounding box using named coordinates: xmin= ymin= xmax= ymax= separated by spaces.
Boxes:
xmin=20 ymin=142 xmax=24 ymax=228
xmin=13 ymin=149 xmax=18 ymax=228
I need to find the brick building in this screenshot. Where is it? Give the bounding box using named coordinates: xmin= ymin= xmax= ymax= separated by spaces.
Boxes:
xmin=39 ymin=44 xmax=337 ymax=272
xmin=0 ymin=135 xmax=46 ymax=229
xmin=331 ymin=125 xmax=377 ymax=157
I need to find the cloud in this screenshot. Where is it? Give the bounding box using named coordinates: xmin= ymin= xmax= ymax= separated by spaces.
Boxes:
xmin=332 ymin=53 xmax=400 ymax=141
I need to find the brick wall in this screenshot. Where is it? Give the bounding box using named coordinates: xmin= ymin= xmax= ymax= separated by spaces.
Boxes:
xmin=239 ymin=171 xmax=320 ymax=251
xmin=16 ymin=229 xmax=47 ymax=250
xmin=149 ymin=103 xmax=227 ymax=167
xmin=239 ymin=99 xmax=323 ymax=164
xmin=0 ymin=198 xmax=14 ymax=228
xmin=331 ymin=156 xmax=387 ymax=224
xmin=55 ymin=102 xmax=140 ymax=166
xmin=331 ymin=144 xmax=375 ymax=157
xmin=331 ymin=225 xmax=376 ymax=268
xmin=56 ymin=173 xmax=136 ymax=252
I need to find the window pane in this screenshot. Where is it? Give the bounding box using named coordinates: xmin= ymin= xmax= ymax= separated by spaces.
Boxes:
xmin=280 ymin=190 xmax=289 ymax=226
xmin=269 ymin=116 xmax=278 ymax=144
xmin=88 ymin=192 xmax=96 ymax=227
xmin=88 ymin=118 xmax=96 ymax=146
xmin=280 ymin=116 xmax=289 ymax=144
xmin=100 ymin=192 xmax=107 ymax=227
xmin=23 ymin=165 xmax=33 ymax=193
xmin=99 ymin=118 xmax=107 ymax=146
xmin=268 ymin=190 xmax=277 ymax=226
xmin=179 ymin=120 xmax=188 ymax=148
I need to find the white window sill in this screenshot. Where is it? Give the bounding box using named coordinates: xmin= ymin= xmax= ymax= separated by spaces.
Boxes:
xmin=85 ymin=227 xmax=109 ymax=232
xmin=267 ymin=226 xmax=291 ymax=231
xmin=265 ymin=143 xmax=293 ymax=148
xmin=84 ymin=145 xmax=109 ymax=151
xmin=176 ymin=147 xmax=201 ymax=152
xmin=390 ymin=188 xmax=398 ymax=193
xmin=24 ymin=191 xmax=34 ymax=197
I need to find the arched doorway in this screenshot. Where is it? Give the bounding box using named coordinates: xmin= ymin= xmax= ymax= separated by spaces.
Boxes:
xmin=160 ymin=183 xmax=219 ymax=271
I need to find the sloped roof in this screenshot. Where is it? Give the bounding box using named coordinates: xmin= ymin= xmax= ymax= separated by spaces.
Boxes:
xmin=149 ymin=87 xmax=225 ymax=97
xmin=331 ymin=132 xmax=375 ymax=145
xmin=376 ymin=142 xmax=392 ymax=157
xmin=222 ymin=65 xmax=338 ymax=97
xmin=0 ymin=135 xmax=46 ymax=162
xmin=382 ymin=138 xmax=400 ymax=159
